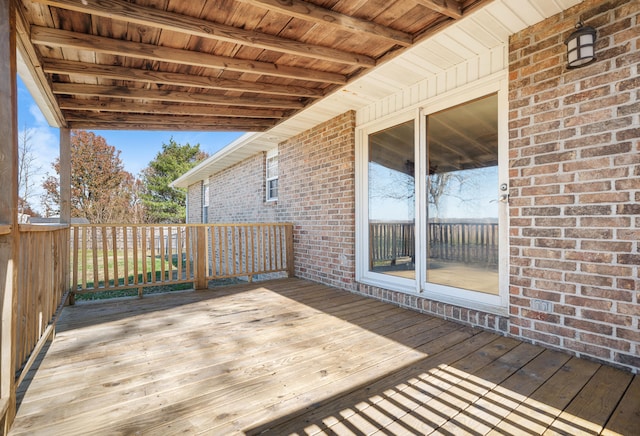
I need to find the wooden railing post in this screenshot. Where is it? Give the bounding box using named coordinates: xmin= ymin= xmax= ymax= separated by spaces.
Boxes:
xmin=195 ymin=226 xmax=207 ymax=290
xmin=0 ymin=0 xmax=19 ymax=429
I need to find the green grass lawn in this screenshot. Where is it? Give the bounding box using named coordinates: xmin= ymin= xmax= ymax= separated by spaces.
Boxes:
xmin=73 ymin=250 xmax=195 ymax=300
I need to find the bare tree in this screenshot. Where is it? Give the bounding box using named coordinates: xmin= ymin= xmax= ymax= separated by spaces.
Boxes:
xmin=18 ymin=128 xmax=43 ymax=217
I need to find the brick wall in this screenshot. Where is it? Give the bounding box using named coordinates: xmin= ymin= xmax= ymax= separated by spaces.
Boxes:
xmin=187 ymin=182 xmax=203 ymax=223
xmin=509 ymin=0 xmax=639 ymax=372
xmin=278 ymin=111 xmax=357 ymax=290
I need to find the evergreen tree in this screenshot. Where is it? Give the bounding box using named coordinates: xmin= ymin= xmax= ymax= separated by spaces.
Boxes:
xmin=141 ymin=138 xmax=208 ymax=223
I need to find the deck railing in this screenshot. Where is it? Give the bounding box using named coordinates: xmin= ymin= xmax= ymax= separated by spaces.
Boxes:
xmin=70 ymin=223 xmax=294 ymax=299
xmin=369 ymin=221 xmax=415 ymax=263
xmin=370 ymin=221 xmax=499 ymax=266
xmin=16 ymin=224 xmax=70 ymax=385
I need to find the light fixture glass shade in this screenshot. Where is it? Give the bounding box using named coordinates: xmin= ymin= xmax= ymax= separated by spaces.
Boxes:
xmin=565 ymin=25 xmax=597 ymax=68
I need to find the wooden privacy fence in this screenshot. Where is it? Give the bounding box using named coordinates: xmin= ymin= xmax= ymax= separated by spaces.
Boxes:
xmin=370 ymin=221 xmax=499 ymax=267
xmin=70 ymin=223 xmax=294 ymax=298
xmin=16 ymin=224 xmax=70 ymax=386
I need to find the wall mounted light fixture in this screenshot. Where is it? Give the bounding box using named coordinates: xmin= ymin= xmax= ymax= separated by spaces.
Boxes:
xmin=565 ymin=21 xmax=597 ymax=68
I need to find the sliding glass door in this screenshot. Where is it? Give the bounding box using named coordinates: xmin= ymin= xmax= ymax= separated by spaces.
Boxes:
xmin=359 ymin=87 xmax=507 ymax=310
xmin=424 ymin=94 xmax=500 ymax=295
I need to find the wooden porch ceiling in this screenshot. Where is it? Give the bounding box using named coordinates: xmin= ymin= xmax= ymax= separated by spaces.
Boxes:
xmin=17 ymin=0 xmax=491 ymax=132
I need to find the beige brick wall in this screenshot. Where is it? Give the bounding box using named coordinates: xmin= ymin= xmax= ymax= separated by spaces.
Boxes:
xmin=508 ymin=0 xmax=639 ymax=372
xmin=208 ymin=154 xmax=278 ymax=223
xmin=278 ymin=111 xmax=357 ymax=290
xmin=187 ymin=182 xmax=203 ymax=223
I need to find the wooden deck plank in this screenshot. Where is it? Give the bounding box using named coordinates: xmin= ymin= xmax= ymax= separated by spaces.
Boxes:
xmin=601 ymin=374 xmax=640 ymax=436
xmin=156 ymin=323 xmax=476 ymax=435
xmin=402 ymin=341 xmax=544 ymax=435
xmin=105 ymin=317 xmax=463 ymax=434
xmin=9 ymin=278 xmax=638 ymax=436
xmin=544 ymin=364 xmax=634 ymax=435
xmin=16 ymin=297 xmax=418 ymax=419
xmin=329 ymin=336 xmax=522 ymax=435
xmin=487 ymin=356 xmax=601 ymax=435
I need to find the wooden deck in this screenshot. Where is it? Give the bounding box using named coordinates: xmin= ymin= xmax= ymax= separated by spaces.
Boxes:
xmin=10 ymin=279 xmax=639 ymax=435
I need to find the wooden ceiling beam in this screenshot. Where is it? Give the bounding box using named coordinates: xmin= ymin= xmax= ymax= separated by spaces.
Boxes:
xmin=51 ymin=83 xmax=307 ymax=109
xmin=62 ymin=111 xmax=279 ymax=128
xmin=42 ymin=58 xmax=325 ymax=98
xmin=67 ymin=122 xmax=270 ymax=132
xmin=414 ymin=0 xmax=462 ymax=19
xmin=235 ymin=0 xmax=413 ymax=47
xmin=57 ymin=98 xmax=288 ymax=118
xmin=33 ymin=0 xmax=376 ymax=67
xmin=30 ymin=26 xmax=347 ymax=85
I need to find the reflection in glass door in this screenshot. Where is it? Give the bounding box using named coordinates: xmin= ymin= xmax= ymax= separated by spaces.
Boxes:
xmin=368 ymin=120 xmax=415 ymax=279
xmin=425 ymin=94 xmax=499 ymax=294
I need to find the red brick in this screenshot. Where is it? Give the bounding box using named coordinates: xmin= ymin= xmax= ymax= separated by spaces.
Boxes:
xmin=564 ymin=181 xmax=611 ymax=193
xmin=564 ymin=340 xmax=611 ymax=359
xmin=582 ymin=309 xmax=632 ymax=327
xmin=522 ymin=329 xmax=561 ymax=346
xmin=579 ymin=192 xmax=630 ymax=204
xmin=581 ymin=240 xmax=632 ymax=252
xmin=580 ymin=217 xmax=631 ymax=227
xmin=565 ymin=273 xmax=613 ymax=287
xmin=565 ymin=317 xmax=613 ymax=336
xmin=565 ymin=295 xmax=612 ymax=311
xmin=565 ymin=251 xmax=613 ymax=263
xmin=535 ymin=279 xmax=576 ymax=293
xmin=617 ymin=303 xmax=640 ymax=317
xmin=580 ymin=332 xmax=631 ymax=352
xmin=522 ymin=248 xmax=562 ymax=259
xmin=533 ymin=322 xmax=575 ymax=338
xmin=523 ymin=288 xmax=562 ymax=302
xmin=534 ymin=238 xmax=576 ymax=249
xmin=534 ymin=217 xmax=577 ymax=227
xmin=564 ymin=228 xmax=612 ymax=239
xmin=583 ymin=142 xmax=632 ymax=159
xmin=535 ymin=259 xmax=576 ymax=271
xmin=564 ymin=205 xmax=611 ymax=215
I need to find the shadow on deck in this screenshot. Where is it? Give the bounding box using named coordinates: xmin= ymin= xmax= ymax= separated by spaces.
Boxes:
xmin=11 ymin=278 xmax=639 ymax=435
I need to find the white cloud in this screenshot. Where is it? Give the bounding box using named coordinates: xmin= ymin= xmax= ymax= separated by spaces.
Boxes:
xmin=28 ymin=103 xmax=48 ymax=127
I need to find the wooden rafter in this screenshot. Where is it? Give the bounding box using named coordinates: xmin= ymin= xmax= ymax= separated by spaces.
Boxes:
xmin=62 ymin=111 xmax=279 ymax=128
xmin=30 ymin=26 xmax=347 ymax=85
xmin=42 ymin=58 xmax=325 ymax=98
xmin=57 ymin=98 xmax=289 ymax=119
xmin=67 ymin=122 xmax=273 ymax=131
xmin=234 ymin=0 xmax=413 ymax=47
xmin=51 ymin=83 xmax=307 ymax=109
xmin=414 ymin=0 xmax=462 ymax=19
xmin=33 ymin=0 xmax=377 ymax=67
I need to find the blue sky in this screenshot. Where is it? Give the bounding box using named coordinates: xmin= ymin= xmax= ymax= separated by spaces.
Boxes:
xmin=17 ymin=77 xmax=245 ymax=212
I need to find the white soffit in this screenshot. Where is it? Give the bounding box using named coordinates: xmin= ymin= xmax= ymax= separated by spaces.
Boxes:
xmin=171 ymin=0 xmax=584 ymax=188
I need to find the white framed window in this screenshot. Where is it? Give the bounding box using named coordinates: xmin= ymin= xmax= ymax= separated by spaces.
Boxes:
xmin=202 ymin=180 xmax=209 ymax=223
xmin=266 ymin=148 xmax=278 ymax=201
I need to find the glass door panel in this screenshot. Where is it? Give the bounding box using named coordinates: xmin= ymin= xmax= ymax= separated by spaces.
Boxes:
xmin=368 ymin=120 xmax=415 ymax=278
xmin=425 ymin=94 xmax=499 ymax=294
